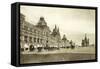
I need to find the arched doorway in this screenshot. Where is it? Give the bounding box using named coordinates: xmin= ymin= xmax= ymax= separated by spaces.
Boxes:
xmin=29 ymin=45 xmax=35 ymax=51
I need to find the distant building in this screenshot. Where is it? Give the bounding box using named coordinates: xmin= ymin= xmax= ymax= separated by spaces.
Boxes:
xmin=81 ymin=34 xmax=89 ymax=47
xmin=62 ymin=34 xmax=70 ymax=48
xmin=20 ymin=13 xmax=72 ymax=52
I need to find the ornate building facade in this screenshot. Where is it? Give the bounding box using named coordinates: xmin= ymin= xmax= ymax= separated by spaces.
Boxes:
xmin=20 ymin=13 xmax=72 ymax=52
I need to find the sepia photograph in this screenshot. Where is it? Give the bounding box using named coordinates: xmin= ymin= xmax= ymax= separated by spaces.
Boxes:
xmin=19 ymin=4 xmax=97 ymax=64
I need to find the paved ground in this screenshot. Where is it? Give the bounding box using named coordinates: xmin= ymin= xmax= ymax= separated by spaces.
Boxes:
xmin=20 ymin=53 xmax=95 ymax=64
xmin=20 ymin=46 xmax=95 ymax=64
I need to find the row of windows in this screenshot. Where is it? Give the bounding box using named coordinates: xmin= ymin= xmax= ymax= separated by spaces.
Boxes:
xmin=24 ymin=36 xmax=43 ymax=43
xmin=23 ymin=26 xmax=49 ymax=36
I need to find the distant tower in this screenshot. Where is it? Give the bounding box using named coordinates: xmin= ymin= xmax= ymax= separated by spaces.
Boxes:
xmin=52 ymin=25 xmax=61 ymax=48
xmin=81 ymin=34 xmax=89 ymax=47
xmin=52 ymin=25 xmax=58 ymax=36
xmin=52 ymin=25 xmax=61 ymax=38
xmin=57 ymin=27 xmax=60 ymax=36
xmin=55 ymin=25 xmax=57 ymax=30
xmin=62 ymin=34 xmax=67 ymax=41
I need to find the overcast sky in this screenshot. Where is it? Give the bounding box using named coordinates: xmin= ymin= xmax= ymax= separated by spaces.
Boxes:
xmin=20 ymin=5 xmax=95 ymax=45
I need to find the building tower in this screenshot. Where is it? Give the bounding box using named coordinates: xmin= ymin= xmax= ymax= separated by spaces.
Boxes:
xmin=51 ymin=25 xmax=61 ymax=48
xmin=37 ymin=17 xmax=47 ymax=27
xmin=81 ymin=34 xmax=89 ymax=47
xmin=62 ymin=34 xmax=67 ymax=41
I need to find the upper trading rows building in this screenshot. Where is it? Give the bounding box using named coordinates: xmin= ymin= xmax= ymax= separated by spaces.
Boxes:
xmin=20 ymin=13 xmax=73 ymax=52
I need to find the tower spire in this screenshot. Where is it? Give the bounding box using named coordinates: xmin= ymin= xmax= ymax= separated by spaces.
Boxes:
xmin=57 ymin=27 xmax=60 ymax=35
xmin=85 ymin=33 xmax=87 ymax=40
xmin=85 ymin=33 xmax=87 ymax=37
xmin=55 ymin=25 xmax=57 ymax=30
xmin=58 ymin=27 xmax=59 ymax=32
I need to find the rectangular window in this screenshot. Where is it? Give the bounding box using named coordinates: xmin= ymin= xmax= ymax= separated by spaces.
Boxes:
xmin=41 ymin=39 xmax=42 ymax=43
xmin=24 ymin=36 xmax=28 ymax=43
xmin=29 ymin=37 xmax=32 ymax=43
xmin=24 ymin=26 xmax=28 ymax=31
xmin=30 ymin=28 xmax=32 ymax=32
xmin=34 ymin=38 xmax=36 ymax=42
xmin=37 ymin=38 xmax=39 ymax=43
xmin=34 ymin=29 xmax=36 ymax=33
